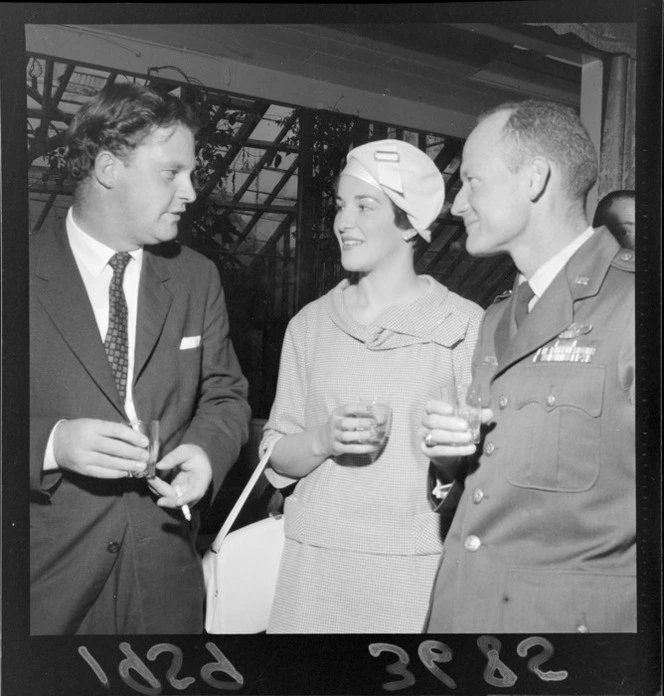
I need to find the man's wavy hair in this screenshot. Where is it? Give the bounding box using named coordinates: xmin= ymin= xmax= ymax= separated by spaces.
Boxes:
xmin=480 ymin=99 xmax=598 ymax=202
xmin=65 ymin=82 xmax=200 ymax=182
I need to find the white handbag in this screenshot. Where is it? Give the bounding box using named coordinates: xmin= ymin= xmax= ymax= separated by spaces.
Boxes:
xmin=202 ymin=443 xmax=285 ymax=634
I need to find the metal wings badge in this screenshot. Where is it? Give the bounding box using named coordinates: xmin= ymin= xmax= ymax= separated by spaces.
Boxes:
xmin=558 ymin=322 xmax=593 ymax=339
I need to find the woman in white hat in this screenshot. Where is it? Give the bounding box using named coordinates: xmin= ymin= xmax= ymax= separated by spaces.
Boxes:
xmin=260 ymin=139 xmax=483 ymax=632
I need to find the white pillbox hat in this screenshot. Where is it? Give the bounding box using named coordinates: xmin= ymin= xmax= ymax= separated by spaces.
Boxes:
xmin=341 ymin=139 xmax=445 ymax=241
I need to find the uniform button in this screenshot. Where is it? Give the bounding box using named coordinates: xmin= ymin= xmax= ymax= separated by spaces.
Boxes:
xmin=107 ymin=541 xmax=121 ymax=554
xmin=546 ymin=394 xmax=556 ymax=407
xmin=576 ymin=624 xmax=589 ymax=633
xmin=499 ymin=395 xmax=509 ymax=409
xmin=484 ymin=441 xmax=495 ymax=455
xmin=464 ymin=535 xmax=481 ymax=552
xmin=621 ymin=251 xmax=633 ymax=261
xmin=471 ymin=488 xmax=485 ymax=504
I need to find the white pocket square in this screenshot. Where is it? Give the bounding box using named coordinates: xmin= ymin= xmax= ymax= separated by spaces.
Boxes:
xmin=180 ymin=335 xmax=201 ymax=349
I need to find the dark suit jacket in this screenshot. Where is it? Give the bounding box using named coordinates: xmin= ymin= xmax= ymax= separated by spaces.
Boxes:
xmin=30 ymin=222 xmax=250 ymax=634
xmin=428 ymin=229 xmax=636 ymax=633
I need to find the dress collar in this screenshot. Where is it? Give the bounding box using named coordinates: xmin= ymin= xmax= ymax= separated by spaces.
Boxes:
xmin=325 ymin=275 xmax=472 ymax=350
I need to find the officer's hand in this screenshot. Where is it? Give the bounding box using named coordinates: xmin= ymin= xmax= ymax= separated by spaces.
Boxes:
xmin=53 ymin=418 xmax=149 ymax=478
xmin=153 ymin=444 xmax=212 ymax=510
xmin=420 ymin=399 xmax=493 ymax=458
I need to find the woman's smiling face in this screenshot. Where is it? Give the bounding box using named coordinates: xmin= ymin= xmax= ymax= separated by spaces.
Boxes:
xmin=334 ymin=174 xmax=410 ymax=274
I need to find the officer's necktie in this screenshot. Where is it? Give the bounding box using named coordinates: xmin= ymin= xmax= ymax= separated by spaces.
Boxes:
xmin=514 ymin=280 xmax=535 ymax=328
xmin=105 ymin=252 xmax=131 ymax=402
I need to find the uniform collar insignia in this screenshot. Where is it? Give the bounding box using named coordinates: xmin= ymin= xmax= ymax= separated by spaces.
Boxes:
xmin=492 ymin=289 xmax=512 ymax=305
xmin=558 ymin=322 xmax=593 ymax=339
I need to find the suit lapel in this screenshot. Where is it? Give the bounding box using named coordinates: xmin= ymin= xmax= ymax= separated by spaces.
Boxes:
xmin=133 ymin=248 xmax=173 ymax=387
xmin=35 ymin=224 xmax=122 ymax=410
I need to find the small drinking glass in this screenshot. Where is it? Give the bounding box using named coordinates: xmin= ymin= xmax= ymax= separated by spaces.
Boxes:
xmin=438 ymin=383 xmax=484 ymax=445
xmin=127 ymin=419 xmax=160 ymax=478
xmin=334 ymin=400 xmax=392 ymax=450
xmin=456 ymin=384 xmax=483 ymax=444
xmin=362 ymin=400 xmax=392 ymax=449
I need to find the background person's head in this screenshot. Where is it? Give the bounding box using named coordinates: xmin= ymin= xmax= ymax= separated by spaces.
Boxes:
xmin=593 ymin=190 xmax=635 ymax=250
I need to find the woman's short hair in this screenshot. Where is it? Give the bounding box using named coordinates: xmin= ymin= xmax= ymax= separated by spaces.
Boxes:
xmin=388 ymin=199 xmax=413 ymax=231
xmin=334 ymin=176 xmax=419 ymax=235
xmin=66 ymin=82 xmax=200 ymax=181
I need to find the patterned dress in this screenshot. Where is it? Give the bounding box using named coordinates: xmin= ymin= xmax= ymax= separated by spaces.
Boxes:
xmin=261 ymin=276 xmax=483 ymax=633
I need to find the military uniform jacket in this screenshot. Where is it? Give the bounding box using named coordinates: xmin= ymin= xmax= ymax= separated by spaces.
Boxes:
xmin=427 ymin=230 xmax=635 ymax=633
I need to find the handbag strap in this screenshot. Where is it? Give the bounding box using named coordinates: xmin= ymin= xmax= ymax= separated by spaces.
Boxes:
xmin=210 ymin=439 xmax=278 ymax=553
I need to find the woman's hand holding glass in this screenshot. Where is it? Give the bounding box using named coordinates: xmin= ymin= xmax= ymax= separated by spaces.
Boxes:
xmin=317 ymin=400 xmax=392 ymax=459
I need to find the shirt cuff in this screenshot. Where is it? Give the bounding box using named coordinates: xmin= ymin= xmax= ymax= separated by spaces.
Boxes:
xmin=43 ymin=420 xmax=66 ymax=471
xmin=432 ymin=480 xmax=453 ymax=501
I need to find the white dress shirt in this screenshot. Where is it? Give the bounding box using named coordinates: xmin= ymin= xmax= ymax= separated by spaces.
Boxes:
xmin=43 ymin=208 xmax=143 ymax=470
xmin=517 ymin=226 xmax=595 ymax=309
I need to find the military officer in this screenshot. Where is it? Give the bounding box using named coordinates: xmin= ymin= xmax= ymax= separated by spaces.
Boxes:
xmin=422 ymin=100 xmax=635 ymax=633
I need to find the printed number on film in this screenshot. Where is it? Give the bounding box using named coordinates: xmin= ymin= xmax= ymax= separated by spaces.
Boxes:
xmin=369 ymin=635 xmax=568 ymax=691
xmin=79 ymin=642 xmax=243 ymax=694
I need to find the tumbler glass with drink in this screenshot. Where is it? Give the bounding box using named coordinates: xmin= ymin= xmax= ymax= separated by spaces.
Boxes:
xmin=333 ymin=399 xmax=392 ymax=456
xmin=127 ymin=419 xmax=160 ymax=478
xmin=438 ymin=382 xmax=484 ymax=445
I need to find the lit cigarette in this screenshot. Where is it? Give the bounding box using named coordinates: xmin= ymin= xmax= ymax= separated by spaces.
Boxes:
xmin=173 ymin=486 xmax=191 ymax=521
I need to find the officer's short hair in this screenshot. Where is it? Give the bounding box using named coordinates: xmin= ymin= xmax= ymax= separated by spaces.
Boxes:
xmin=480 ymin=99 xmax=598 ymax=202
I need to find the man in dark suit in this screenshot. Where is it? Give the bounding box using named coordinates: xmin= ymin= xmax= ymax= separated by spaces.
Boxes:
xmin=422 ymin=100 xmax=635 ymax=633
xmin=30 ymin=83 xmax=251 ymax=634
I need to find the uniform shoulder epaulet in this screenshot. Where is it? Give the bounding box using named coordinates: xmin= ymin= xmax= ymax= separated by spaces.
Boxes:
xmin=491 ymin=289 xmax=512 ymax=305
xmin=611 ymin=248 xmax=635 ymax=272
